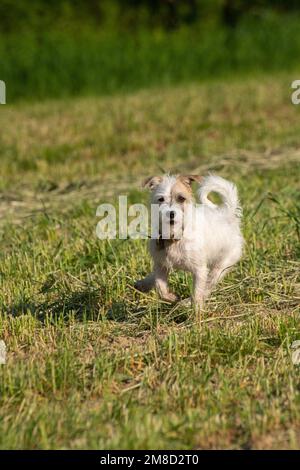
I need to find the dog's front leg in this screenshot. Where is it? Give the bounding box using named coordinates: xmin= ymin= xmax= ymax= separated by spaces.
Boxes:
xmin=154 ymin=265 xmax=178 ymax=303
xmin=135 ymin=266 xmax=177 ymax=302
xmin=192 ymin=266 xmax=208 ymax=309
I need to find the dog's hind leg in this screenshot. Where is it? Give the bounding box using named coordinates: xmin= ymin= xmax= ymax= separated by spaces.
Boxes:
xmin=205 ymin=258 xmax=235 ymax=297
xmin=193 ymin=265 xmax=208 ymax=308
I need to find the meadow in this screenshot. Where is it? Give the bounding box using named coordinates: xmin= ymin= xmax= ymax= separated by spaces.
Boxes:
xmin=0 ymin=75 xmax=299 ymax=449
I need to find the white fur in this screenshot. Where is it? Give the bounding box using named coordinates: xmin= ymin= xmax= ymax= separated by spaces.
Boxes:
xmin=135 ymin=174 xmax=244 ymax=308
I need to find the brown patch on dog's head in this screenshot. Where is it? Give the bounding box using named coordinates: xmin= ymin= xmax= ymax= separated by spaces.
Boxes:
xmin=142 ymin=176 xmax=163 ymax=190
xmin=171 ymin=178 xmax=193 ymax=203
xmin=178 ymin=175 xmax=202 ymax=187
xmin=170 ymin=175 xmax=202 ymax=204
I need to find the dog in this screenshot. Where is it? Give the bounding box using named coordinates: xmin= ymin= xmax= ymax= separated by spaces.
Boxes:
xmin=134 ymin=174 xmax=243 ymax=308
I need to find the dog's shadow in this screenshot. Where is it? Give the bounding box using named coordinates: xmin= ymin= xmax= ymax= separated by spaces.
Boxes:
xmin=5 ymin=285 xmax=193 ymax=325
xmin=5 ymin=288 xmax=148 ymax=325
xmin=5 ymin=289 xmax=105 ymax=324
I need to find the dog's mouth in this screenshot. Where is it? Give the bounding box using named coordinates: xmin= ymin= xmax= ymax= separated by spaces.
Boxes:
xmin=169 ymin=220 xmax=175 ymax=226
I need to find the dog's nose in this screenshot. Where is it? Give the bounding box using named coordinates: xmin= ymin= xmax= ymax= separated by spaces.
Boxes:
xmin=169 ymin=210 xmax=175 ymax=220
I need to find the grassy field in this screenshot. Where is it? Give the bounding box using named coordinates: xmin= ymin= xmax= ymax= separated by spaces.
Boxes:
xmin=0 ymin=75 xmax=299 ymax=449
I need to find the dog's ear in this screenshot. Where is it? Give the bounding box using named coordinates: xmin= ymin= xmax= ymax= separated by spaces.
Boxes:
xmin=179 ymin=175 xmax=202 ymax=186
xmin=142 ymin=176 xmax=163 ymax=190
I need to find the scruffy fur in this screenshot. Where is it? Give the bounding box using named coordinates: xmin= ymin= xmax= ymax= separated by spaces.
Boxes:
xmin=135 ymin=174 xmax=244 ymax=308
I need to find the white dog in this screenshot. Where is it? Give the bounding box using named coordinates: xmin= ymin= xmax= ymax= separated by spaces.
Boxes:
xmin=135 ymin=174 xmax=244 ymax=308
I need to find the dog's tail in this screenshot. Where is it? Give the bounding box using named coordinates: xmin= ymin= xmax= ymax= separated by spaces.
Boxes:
xmin=198 ymin=174 xmax=242 ymax=217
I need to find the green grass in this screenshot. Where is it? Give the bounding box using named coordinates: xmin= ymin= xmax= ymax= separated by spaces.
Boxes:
xmin=2 ymin=14 xmax=300 ymax=102
xmin=0 ymin=75 xmax=299 ymax=449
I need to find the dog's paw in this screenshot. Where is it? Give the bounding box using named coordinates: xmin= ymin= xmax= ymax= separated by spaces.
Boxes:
xmin=161 ymin=292 xmax=179 ymax=303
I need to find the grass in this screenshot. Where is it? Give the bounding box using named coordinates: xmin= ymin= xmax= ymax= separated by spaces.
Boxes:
xmin=2 ymin=14 xmax=300 ymax=102
xmin=0 ymin=75 xmax=299 ymax=449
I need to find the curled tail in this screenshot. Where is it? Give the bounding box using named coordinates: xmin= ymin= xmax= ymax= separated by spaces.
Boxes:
xmin=198 ymin=174 xmax=242 ymax=217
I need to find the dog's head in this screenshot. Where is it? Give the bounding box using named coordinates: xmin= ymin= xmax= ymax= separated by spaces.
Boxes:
xmin=143 ymin=174 xmax=202 ymax=239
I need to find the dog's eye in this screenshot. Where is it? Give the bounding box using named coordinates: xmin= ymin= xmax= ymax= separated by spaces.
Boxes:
xmin=177 ymin=195 xmax=186 ymax=203
xmin=158 ymin=197 xmax=164 ymax=203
